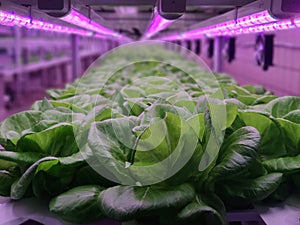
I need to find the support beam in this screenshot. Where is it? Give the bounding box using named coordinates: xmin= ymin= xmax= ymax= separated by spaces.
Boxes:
xmin=13 ymin=26 xmax=23 ymax=102
xmin=213 ymin=36 xmax=224 ymax=73
xmin=41 ymin=68 xmax=48 ymax=88
xmin=0 ymin=73 xmax=5 ymax=120
xmin=71 ymin=34 xmax=81 ymax=80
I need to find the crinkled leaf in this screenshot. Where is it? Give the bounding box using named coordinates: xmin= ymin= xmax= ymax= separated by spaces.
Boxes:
xmin=264 ymin=96 xmax=300 ymax=118
xmin=0 ymin=111 xmax=42 ymax=146
xmin=276 ymin=118 xmax=300 ymax=156
xmin=87 ymin=117 xmax=139 ymax=185
xmin=239 ymin=112 xmax=287 ymax=158
xmin=16 ymin=123 xmax=78 ymax=157
xmin=208 ymin=126 xmax=260 ymax=181
xmin=283 ymin=110 xmax=300 ymax=123
xmin=263 ymin=154 xmax=300 ymax=173
xmin=133 ymin=112 xmax=200 ymax=186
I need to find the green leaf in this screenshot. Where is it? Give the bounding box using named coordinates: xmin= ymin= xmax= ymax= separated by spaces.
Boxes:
xmin=124 ymin=99 xmax=148 ymax=116
xmin=16 ymin=123 xmax=78 ymax=157
xmin=0 ymin=111 xmax=43 ymax=146
xmin=122 ymin=86 xmax=146 ymax=98
xmin=225 ymin=104 xmax=238 ymax=128
xmin=32 ymin=171 xmax=69 ymax=197
xmin=237 ymin=95 xmax=257 ymax=105
xmin=173 ymin=100 xmax=197 ymax=113
xmin=239 ymin=112 xmax=287 ymax=158
xmin=98 ymin=183 xmax=195 ymax=221
xmin=267 ymin=181 xmax=293 ymax=201
xmin=208 ymin=126 xmax=260 ymax=181
xmin=197 ymin=103 xmax=227 ymax=172
xmin=252 ymin=95 xmax=277 ymax=105
xmin=141 ymin=104 xmax=193 ymax=125
xmin=10 ymin=156 xmax=57 ymax=200
xmin=216 ymin=173 xmax=283 ymax=202
xmin=52 ymin=94 xmax=109 ymax=111
xmin=133 ymin=112 xmax=200 ymax=186
xmin=264 ymin=96 xmax=300 ymax=118
xmin=31 ymin=98 xmax=54 ymax=112
xmin=0 ymin=159 xmax=16 ymax=170
xmin=283 ymin=110 xmax=300 ymax=123
xmin=49 ymin=185 xmax=104 ymax=223
xmin=242 ymin=85 xmax=266 ymax=95
xmin=276 ymin=118 xmax=300 ymax=156
xmin=0 ymin=151 xmax=45 ymax=165
xmin=177 ymin=194 xmax=226 ymax=225
xmin=292 ymin=173 xmax=300 ymax=190
xmin=34 ymin=151 xmax=88 ymax=180
xmin=224 ymin=98 xmax=247 ymax=110
xmin=0 ymin=168 xmax=20 ymax=196
xmin=187 ymin=113 xmax=205 ymax=142
xmin=263 ymin=154 xmax=300 ymax=173
xmin=74 ymin=166 xmax=116 ymax=187
xmin=87 ymin=117 xmax=139 ymax=185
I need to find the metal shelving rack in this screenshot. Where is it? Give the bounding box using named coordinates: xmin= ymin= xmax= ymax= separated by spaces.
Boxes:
xmin=0 ymin=25 xmax=116 ymax=116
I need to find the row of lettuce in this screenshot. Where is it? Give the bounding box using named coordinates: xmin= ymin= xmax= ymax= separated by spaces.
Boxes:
xmin=0 ymin=45 xmax=299 ymax=225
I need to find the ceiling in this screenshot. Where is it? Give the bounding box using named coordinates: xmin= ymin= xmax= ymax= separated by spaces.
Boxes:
xmin=6 ymin=0 xmax=257 ymax=40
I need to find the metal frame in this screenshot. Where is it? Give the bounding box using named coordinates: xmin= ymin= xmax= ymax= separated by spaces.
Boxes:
xmin=75 ymin=0 xmax=255 ymax=6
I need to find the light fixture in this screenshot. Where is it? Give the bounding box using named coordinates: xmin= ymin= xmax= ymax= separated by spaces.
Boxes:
xmin=142 ymin=8 xmax=174 ymax=40
xmin=159 ymin=10 xmax=278 ymax=41
xmin=60 ymin=9 xmax=122 ymax=38
xmin=114 ymin=7 xmax=138 ymax=16
xmin=210 ymin=19 xmax=296 ymax=36
xmin=158 ymin=0 xmax=186 ymax=20
xmin=0 ymin=9 xmax=93 ymax=36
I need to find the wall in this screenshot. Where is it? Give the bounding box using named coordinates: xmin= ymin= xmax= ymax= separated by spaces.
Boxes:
xmin=200 ymin=29 xmax=300 ymax=96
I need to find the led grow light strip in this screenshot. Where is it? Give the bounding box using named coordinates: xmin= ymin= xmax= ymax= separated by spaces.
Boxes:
xmin=142 ymin=8 xmax=174 ymax=40
xmin=209 ymin=19 xmax=297 ymax=36
xmin=0 ymin=10 xmax=93 ymax=36
xmin=61 ymin=9 xmax=121 ymax=38
xmin=159 ymin=10 xmax=278 ymax=41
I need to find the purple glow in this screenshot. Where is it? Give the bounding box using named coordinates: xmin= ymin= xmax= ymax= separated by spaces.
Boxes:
xmin=0 ymin=10 xmax=93 ymax=36
xmin=158 ymin=10 xmax=279 ymax=40
xmin=142 ymin=8 xmax=174 ymax=40
xmin=61 ymin=10 xmax=121 ymax=38
xmin=236 ymin=10 xmax=276 ymax=27
xmin=208 ymin=19 xmax=296 ymax=36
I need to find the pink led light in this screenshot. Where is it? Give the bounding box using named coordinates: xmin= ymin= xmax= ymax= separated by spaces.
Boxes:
xmin=0 ymin=10 xmax=93 ymax=36
xmin=160 ymin=33 xmax=181 ymax=41
xmin=158 ymin=10 xmax=278 ymax=41
xmin=61 ymin=9 xmax=121 ymax=38
xmin=236 ymin=10 xmax=277 ymax=27
xmin=143 ymin=8 xmax=174 ymax=39
xmin=208 ymin=19 xmax=296 ymax=36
